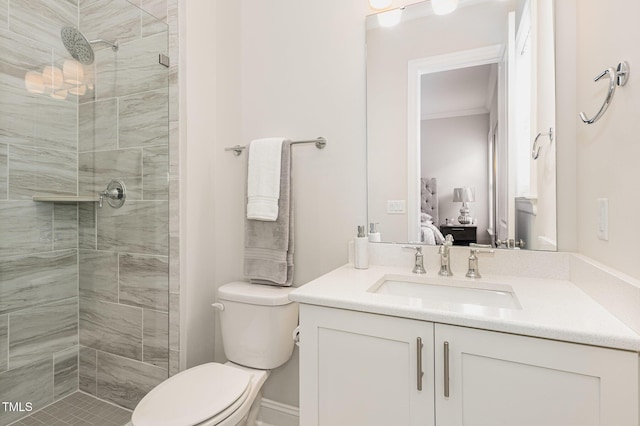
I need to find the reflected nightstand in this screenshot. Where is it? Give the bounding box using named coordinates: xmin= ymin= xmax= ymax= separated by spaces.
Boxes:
xmin=439 ymin=225 xmax=477 ymax=246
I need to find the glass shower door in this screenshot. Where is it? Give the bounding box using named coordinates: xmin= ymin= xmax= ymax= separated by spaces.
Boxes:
xmin=76 ymin=0 xmax=170 ymax=411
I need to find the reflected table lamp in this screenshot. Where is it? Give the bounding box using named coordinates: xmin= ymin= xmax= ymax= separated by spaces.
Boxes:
xmin=453 ymin=187 xmax=475 ymax=225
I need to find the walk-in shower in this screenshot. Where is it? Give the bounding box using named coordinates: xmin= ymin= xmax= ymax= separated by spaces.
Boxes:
xmin=0 ymin=1 xmax=171 ymax=424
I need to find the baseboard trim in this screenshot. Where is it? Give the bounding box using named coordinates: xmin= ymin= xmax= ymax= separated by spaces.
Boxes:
xmin=256 ymin=398 xmax=299 ymax=426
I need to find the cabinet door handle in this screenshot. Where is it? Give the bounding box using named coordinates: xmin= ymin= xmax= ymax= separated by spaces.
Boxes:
xmin=417 ymin=337 xmax=424 ymax=391
xmin=444 ymin=341 xmax=450 ymax=397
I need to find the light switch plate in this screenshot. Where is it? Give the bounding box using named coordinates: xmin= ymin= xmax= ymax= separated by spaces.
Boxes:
xmin=387 ymin=200 xmax=406 ymax=214
xmin=597 ymin=198 xmax=608 ymax=241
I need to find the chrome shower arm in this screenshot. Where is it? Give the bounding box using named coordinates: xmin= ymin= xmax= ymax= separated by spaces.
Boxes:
xmin=89 ymin=38 xmax=119 ymax=52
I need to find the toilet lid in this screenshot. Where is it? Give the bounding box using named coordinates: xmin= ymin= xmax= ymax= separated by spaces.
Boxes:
xmin=131 ymin=363 xmax=252 ymax=426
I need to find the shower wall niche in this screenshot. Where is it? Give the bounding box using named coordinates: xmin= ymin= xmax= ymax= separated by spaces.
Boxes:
xmin=0 ymin=0 xmax=172 ymax=423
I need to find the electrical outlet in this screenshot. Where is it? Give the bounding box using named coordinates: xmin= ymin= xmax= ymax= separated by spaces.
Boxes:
xmin=597 ymin=198 xmax=608 ymax=241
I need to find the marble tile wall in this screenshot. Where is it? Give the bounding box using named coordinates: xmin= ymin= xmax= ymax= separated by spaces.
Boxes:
xmin=79 ymin=346 xmax=98 ymax=395
xmin=143 ymin=309 xmax=169 ymax=370
xmin=0 ymin=250 xmax=77 ymax=315
xmin=54 ymin=346 xmax=79 ymax=400
xmin=9 ymin=297 xmax=78 ymax=369
xmin=96 ymin=351 xmax=166 ymax=410
xmin=54 ymin=204 xmax=79 ymax=251
xmin=119 ymin=253 xmax=169 ymax=311
xmin=0 ymin=358 xmax=54 ymax=425
xmin=0 ymin=143 xmax=6 ymax=198
xmin=80 ymin=297 xmax=144 ymax=360
xmin=75 ymin=0 xmax=176 ymax=410
xmin=9 ymin=0 xmax=76 ymax=53
xmin=0 ymin=1 xmax=81 ymax=423
xmin=0 ymin=0 xmax=7 ymax=29
xmin=0 ymin=315 xmax=7 ymax=372
xmin=1 ymin=0 xmax=180 ymax=422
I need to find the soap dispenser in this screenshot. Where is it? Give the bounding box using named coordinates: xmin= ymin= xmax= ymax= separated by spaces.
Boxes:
xmin=354 ymin=225 xmax=369 ymax=269
xmin=368 ymin=223 xmax=381 ymax=243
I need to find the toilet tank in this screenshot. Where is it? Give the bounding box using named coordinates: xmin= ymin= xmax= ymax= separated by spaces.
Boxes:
xmin=217 ymin=282 xmax=298 ymax=370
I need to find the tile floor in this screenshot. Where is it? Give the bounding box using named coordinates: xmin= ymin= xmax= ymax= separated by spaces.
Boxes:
xmin=10 ymin=392 xmax=131 ymax=426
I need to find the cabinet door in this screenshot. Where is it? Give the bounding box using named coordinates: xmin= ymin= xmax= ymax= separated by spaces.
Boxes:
xmin=435 ymin=324 xmax=639 ymax=426
xmin=299 ymin=304 xmax=434 ymax=426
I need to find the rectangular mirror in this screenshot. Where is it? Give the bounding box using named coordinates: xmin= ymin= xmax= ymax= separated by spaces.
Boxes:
xmin=366 ymin=0 xmax=557 ymax=251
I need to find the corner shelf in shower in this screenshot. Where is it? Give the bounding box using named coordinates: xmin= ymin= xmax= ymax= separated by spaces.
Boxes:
xmin=32 ymin=195 xmax=100 ymax=203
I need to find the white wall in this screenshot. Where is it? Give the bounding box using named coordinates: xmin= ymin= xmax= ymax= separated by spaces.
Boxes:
xmin=184 ymin=0 xmax=219 ymax=368
xmin=184 ymin=0 xmax=369 ymax=408
xmin=421 ymin=114 xmax=491 ymax=244
xmin=554 ymin=0 xmax=577 ymax=252
xmin=573 ymin=0 xmax=640 ymax=280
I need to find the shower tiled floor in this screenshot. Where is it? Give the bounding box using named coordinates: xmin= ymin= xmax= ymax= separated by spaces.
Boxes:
xmin=10 ymin=392 xmax=131 ymax=426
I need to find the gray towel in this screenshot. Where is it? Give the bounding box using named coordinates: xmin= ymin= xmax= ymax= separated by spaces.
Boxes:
xmin=244 ymin=141 xmax=294 ymax=286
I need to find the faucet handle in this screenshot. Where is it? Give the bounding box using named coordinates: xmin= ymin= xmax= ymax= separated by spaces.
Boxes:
xmin=401 ymin=245 xmax=426 ymax=274
xmin=469 ymin=243 xmax=494 ymax=255
xmin=438 ymin=235 xmax=453 ymax=256
xmin=495 ymin=239 xmax=525 ymax=249
xmin=402 ymin=245 xmax=423 ymax=254
xmin=466 ymin=244 xmax=494 ymax=279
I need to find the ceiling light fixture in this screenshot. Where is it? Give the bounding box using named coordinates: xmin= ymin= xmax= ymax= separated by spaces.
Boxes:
xmin=369 ymin=0 xmax=392 ymax=10
xmin=431 ymin=0 xmax=458 ymax=15
xmin=377 ymin=8 xmax=403 ymax=27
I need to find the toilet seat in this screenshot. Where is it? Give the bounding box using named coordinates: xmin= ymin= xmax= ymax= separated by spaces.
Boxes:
xmin=131 ymin=363 xmax=252 ymax=426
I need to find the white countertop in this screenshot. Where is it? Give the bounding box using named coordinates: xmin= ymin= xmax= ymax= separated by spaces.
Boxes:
xmin=289 ymin=264 xmax=640 ymax=352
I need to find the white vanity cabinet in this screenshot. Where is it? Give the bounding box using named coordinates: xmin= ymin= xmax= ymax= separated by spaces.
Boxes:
xmin=299 ymin=304 xmax=639 ymax=426
xmin=434 ymin=324 xmax=639 ymax=426
xmin=299 ymin=304 xmax=435 ymax=426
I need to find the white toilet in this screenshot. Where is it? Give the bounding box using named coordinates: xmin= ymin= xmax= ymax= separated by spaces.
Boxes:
xmin=129 ymin=282 xmax=299 ymax=426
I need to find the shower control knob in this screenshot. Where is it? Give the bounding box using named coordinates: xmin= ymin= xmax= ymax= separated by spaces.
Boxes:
xmin=99 ymin=180 xmax=127 ymax=209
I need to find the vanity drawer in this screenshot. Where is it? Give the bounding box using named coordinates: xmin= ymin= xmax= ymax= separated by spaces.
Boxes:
xmin=439 ymin=225 xmax=477 ymax=245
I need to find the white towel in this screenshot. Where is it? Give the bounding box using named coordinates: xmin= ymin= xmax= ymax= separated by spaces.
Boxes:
xmin=247 ymin=137 xmax=285 ymax=221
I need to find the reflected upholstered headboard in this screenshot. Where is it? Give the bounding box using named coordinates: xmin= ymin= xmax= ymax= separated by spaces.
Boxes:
xmin=420 ymin=177 xmax=439 ymax=225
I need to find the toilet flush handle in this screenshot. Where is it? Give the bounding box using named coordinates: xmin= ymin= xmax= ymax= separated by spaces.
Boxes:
xmin=211 ymin=302 xmax=225 ymax=311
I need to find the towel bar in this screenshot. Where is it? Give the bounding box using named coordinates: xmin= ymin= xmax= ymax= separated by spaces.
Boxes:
xmin=225 ymin=137 xmax=327 ymax=156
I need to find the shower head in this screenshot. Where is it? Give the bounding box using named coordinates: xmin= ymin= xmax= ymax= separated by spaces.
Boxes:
xmin=61 ymin=27 xmax=95 ymax=65
xmin=61 ymin=27 xmax=118 ymax=65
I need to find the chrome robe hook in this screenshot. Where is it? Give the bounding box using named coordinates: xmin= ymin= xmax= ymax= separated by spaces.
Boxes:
xmin=532 ymin=128 xmax=553 ymax=160
xmin=579 ymin=61 xmax=629 ymax=124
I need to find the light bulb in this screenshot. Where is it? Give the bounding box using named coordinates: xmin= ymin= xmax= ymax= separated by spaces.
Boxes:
xmin=51 ymin=89 xmax=68 ymax=100
xmin=24 ymin=71 xmax=45 ymax=94
xmin=431 ymin=0 xmax=458 ymax=15
xmin=42 ymin=66 xmax=64 ymax=90
xmin=63 ymin=59 xmax=84 ymax=85
xmin=377 ymin=8 xmax=402 ymax=27
xmin=369 ymin=0 xmax=392 ymax=10
xmin=69 ymin=84 xmax=87 ymax=96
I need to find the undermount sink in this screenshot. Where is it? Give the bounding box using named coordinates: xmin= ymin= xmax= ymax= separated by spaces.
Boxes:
xmin=368 ymin=274 xmax=521 ymax=310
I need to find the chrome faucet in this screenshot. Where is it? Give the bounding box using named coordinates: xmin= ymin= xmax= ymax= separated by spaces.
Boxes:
xmin=466 ymin=243 xmax=495 ymax=279
xmin=496 ymin=238 xmax=526 ymax=249
xmin=438 ymin=234 xmax=454 ymax=276
xmin=402 ymin=245 xmax=426 ymax=274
